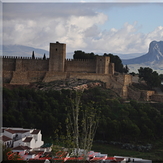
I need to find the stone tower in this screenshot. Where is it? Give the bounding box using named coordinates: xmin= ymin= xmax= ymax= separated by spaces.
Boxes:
xmin=96 ymin=56 xmax=110 ymax=74
xmin=49 ymin=42 xmax=66 ymax=72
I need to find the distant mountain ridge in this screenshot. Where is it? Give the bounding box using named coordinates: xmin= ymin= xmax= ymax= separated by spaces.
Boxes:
xmin=122 ymin=41 xmax=163 ymax=64
xmin=2 ymin=44 xmax=147 ymax=60
xmin=2 ymin=44 xmax=49 ymax=58
xmin=122 ymin=41 xmax=163 ymax=74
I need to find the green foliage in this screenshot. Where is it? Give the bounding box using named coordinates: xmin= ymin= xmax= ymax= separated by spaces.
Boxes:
xmin=32 ymin=51 xmax=35 ymax=59
xmin=73 ymin=50 xmax=95 ymax=59
xmin=138 ymin=67 xmax=161 ymax=88
xmin=43 ymin=53 xmax=46 ymax=60
xmin=3 ymin=86 xmax=163 ymax=144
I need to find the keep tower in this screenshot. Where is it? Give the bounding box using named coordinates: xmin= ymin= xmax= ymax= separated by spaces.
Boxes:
xmin=49 ymin=42 xmax=66 ymax=72
xmin=96 ymin=56 xmax=110 ymax=74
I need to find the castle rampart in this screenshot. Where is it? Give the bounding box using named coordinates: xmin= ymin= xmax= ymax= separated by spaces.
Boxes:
xmin=3 ymin=58 xmax=16 ymax=71
xmin=3 ymin=42 xmax=114 ymax=83
xmin=2 ymin=42 xmax=135 ymax=99
xmin=65 ymin=59 xmax=96 ymax=73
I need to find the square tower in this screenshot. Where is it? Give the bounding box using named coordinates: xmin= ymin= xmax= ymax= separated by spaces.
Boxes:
xmin=96 ymin=56 xmax=110 ymax=74
xmin=49 ymin=42 xmax=66 ymax=72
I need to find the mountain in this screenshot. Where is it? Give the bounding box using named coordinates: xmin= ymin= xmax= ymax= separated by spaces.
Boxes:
xmin=115 ymin=53 xmax=144 ymax=59
xmin=122 ymin=41 xmax=163 ymax=73
xmin=2 ymin=44 xmax=49 ymax=58
xmin=2 ymin=44 xmax=76 ymax=59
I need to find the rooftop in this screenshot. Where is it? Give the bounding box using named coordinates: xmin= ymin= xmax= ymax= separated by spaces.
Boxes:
xmin=23 ymin=137 xmax=33 ymax=142
xmin=1 ymin=135 xmax=12 ymax=142
xmin=31 ymin=129 xmax=40 ymax=134
xmin=5 ymin=128 xmax=30 ymax=134
xmin=12 ymin=145 xmax=31 ymax=150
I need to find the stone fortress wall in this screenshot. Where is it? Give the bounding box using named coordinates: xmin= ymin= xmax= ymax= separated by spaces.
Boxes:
xmin=3 ymin=42 xmax=116 ymax=84
xmin=3 ymin=41 xmax=162 ymax=101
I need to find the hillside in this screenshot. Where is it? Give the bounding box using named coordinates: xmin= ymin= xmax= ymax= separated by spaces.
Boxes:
xmin=3 ymin=82 xmax=163 ymax=161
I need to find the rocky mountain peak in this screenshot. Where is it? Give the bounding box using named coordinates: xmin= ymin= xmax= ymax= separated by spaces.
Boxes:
xmin=148 ymin=41 xmax=163 ymax=60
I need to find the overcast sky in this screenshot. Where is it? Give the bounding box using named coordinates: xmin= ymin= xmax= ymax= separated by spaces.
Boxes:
xmin=2 ymin=0 xmax=163 ymax=57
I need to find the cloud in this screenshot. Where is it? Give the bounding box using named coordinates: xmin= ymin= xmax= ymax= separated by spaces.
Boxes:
xmin=3 ymin=3 xmax=163 ymax=57
xmin=82 ymin=22 xmax=163 ymax=54
xmin=3 ymin=4 xmax=108 ymax=52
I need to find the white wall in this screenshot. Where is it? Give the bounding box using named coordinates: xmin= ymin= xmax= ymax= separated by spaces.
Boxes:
xmin=4 ymin=130 xmax=15 ymax=139
xmin=29 ymin=138 xmax=35 ymax=148
xmin=13 ymin=139 xmax=24 ymax=147
xmin=3 ymin=128 xmax=44 ymax=149
xmin=35 ymin=132 xmax=44 ymax=147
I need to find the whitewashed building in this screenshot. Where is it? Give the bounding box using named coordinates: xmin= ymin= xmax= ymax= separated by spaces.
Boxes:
xmin=1 ymin=127 xmax=44 ymax=149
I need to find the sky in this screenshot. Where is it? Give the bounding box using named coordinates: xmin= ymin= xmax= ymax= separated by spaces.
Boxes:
xmin=1 ymin=0 xmax=163 ymax=58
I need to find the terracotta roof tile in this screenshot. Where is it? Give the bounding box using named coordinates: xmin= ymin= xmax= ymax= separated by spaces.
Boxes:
xmin=1 ymin=135 xmax=12 ymax=142
xmin=23 ymin=137 xmax=33 ymax=142
xmin=5 ymin=128 xmax=30 ymax=134
xmin=31 ymin=129 xmax=40 ymax=134
xmin=12 ymin=145 xmax=31 ymax=150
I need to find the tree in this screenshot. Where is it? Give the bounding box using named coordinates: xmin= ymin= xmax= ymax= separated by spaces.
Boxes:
xmin=43 ymin=53 xmax=46 ymax=60
xmin=73 ymin=51 xmax=95 ymax=59
xmin=32 ymin=51 xmax=35 ymax=59
xmin=65 ymin=90 xmax=99 ymax=157
xmin=138 ymin=67 xmax=161 ymax=88
xmin=80 ymin=102 xmax=100 ymax=153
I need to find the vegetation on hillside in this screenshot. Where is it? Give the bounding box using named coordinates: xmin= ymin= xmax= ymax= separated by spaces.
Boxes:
xmin=3 ymin=86 xmax=163 ymax=145
xmin=138 ymin=67 xmax=161 ymax=88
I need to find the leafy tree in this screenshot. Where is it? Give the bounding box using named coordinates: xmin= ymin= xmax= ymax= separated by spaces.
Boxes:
xmin=65 ymin=90 xmax=100 ymax=157
xmin=73 ymin=50 xmax=95 ymax=59
xmin=138 ymin=67 xmax=161 ymax=88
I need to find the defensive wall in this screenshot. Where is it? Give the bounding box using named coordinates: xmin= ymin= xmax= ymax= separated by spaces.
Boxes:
xmin=2 ymin=42 xmax=136 ymax=99
xmin=151 ymin=94 xmax=163 ymax=103
xmin=2 ymin=57 xmax=114 ymax=74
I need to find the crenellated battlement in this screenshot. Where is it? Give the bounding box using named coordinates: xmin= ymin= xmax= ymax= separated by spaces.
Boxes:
xmin=3 ymin=42 xmax=115 ymax=86
xmin=3 ymin=55 xmax=48 ymax=60
xmin=66 ymin=58 xmax=95 ymax=62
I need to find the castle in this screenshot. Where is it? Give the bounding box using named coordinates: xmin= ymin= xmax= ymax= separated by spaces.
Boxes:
xmin=2 ymin=41 xmax=163 ymax=102
xmin=3 ymin=42 xmax=134 ymax=99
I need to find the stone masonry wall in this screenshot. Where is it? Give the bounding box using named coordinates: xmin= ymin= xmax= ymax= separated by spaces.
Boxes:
xmin=3 ymin=71 xmax=13 ymax=83
xmin=3 ymin=58 xmax=16 ymax=71
xmin=3 ymin=58 xmax=49 ymax=72
xmin=65 ymin=59 xmax=96 ymax=73
xmin=20 ymin=59 xmax=49 ymax=71
xmin=151 ymin=94 xmax=163 ymax=102
xmin=42 ymin=72 xmax=112 ymax=87
xmin=8 ymin=71 xmax=49 ymax=84
xmin=28 ymin=71 xmax=47 ymax=83
xmin=10 ymin=71 xmax=29 ymax=85
xmin=124 ymin=74 xmax=132 ymax=86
